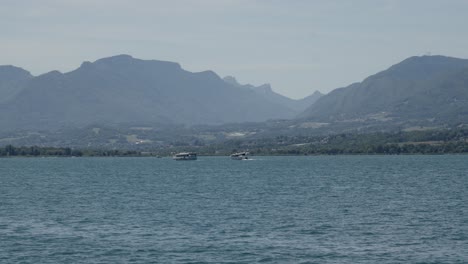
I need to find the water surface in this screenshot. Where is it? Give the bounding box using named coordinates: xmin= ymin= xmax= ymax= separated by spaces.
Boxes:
xmin=1 ymin=156 xmax=467 ymax=263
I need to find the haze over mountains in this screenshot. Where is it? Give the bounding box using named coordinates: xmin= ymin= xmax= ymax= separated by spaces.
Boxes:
xmin=0 ymin=65 xmax=33 ymax=103
xmin=0 ymin=55 xmax=319 ymax=131
xmin=1 ymin=54 xmax=468 ymax=139
xmin=223 ymin=76 xmax=323 ymax=113
xmin=300 ymin=55 xmax=468 ymax=125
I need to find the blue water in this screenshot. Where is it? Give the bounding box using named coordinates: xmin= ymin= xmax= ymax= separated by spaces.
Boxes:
xmin=1 ymin=156 xmax=467 ymax=263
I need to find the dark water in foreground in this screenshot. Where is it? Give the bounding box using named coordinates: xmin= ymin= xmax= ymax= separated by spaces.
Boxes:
xmin=1 ymin=156 xmax=467 ymax=263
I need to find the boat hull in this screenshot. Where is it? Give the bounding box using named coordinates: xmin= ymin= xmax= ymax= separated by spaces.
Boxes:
xmin=173 ymin=152 xmax=197 ymax=160
xmin=230 ymin=152 xmax=249 ymax=160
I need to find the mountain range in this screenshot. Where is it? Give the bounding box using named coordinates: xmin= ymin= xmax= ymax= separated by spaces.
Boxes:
xmin=300 ymin=55 xmax=468 ymax=125
xmin=222 ymin=76 xmax=322 ymax=113
xmin=0 ymin=65 xmax=33 ymax=103
xmin=0 ymin=55 xmax=320 ymax=131
xmin=1 ymin=54 xmax=468 ymax=142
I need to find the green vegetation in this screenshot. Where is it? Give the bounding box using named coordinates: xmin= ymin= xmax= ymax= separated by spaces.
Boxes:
xmin=0 ymin=146 xmax=141 ymax=157
xmin=193 ymin=128 xmax=468 ymax=155
xmin=1 ymin=129 xmax=468 ymax=157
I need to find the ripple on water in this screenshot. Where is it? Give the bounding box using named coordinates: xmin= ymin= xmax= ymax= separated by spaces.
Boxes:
xmin=1 ymin=156 xmax=467 ymax=263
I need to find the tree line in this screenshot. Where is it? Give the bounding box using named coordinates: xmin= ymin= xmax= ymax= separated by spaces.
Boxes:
xmin=0 ymin=145 xmax=141 ymax=157
xmin=1 ymin=128 xmax=468 ymax=157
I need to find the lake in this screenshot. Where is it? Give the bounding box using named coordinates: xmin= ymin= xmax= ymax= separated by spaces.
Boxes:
xmin=1 ymin=156 xmax=467 ymax=263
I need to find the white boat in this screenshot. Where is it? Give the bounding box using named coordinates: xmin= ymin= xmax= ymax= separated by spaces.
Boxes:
xmin=173 ymin=152 xmax=197 ymax=160
xmin=230 ymin=152 xmax=249 ymax=160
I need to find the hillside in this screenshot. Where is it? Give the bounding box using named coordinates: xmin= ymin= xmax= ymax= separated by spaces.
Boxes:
xmin=300 ymin=55 xmax=468 ymax=125
xmin=0 ymin=65 xmax=32 ymax=103
xmin=0 ymin=55 xmax=297 ymax=131
xmin=2 ymin=54 xmax=468 ymax=147
xmin=223 ymin=76 xmax=322 ymax=113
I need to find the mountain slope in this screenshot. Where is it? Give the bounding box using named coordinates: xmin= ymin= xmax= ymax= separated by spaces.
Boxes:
xmin=0 ymin=55 xmax=296 ymax=131
xmin=0 ymin=65 xmax=32 ymax=103
xmin=300 ymin=55 xmax=468 ymax=124
xmin=223 ymin=76 xmax=322 ymax=113
xmin=293 ymin=91 xmax=323 ymax=112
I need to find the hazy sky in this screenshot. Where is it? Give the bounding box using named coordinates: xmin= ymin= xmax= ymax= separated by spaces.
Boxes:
xmin=1 ymin=0 xmax=468 ymax=99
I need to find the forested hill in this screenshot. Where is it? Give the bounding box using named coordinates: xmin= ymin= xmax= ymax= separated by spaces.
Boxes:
xmin=0 ymin=55 xmax=298 ymax=131
xmin=300 ymin=55 xmax=468 ymax=125
xmin=0 ymin=65 xmax=33 ymax=103
xmin=1 ymin=128 xmax=467 ymax=156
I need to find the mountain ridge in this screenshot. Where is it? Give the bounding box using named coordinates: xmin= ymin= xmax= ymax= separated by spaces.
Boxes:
xmin=2 ymin=54 xmax=468 ymax=137
xmin=0 ymin=65 xmax=33 ymax=103
xmin=222 ymin=75 xmax=322 ymax=112
xmin=0 ymin=55 xmax=300 ymax=131
xmin=299 ymin=55 xmax=468 ymax=124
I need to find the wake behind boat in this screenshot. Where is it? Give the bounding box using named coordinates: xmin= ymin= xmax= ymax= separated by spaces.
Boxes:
xmin=231 ymin=152 xmax=249 ymax=160
xmin=173 ymin=152 xmax=197 ymax=160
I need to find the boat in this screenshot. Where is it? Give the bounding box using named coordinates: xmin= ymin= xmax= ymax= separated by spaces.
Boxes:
xmin=230 ymin=152 xmax=249 ymax=160
xmin=173 ymin=152 xmax=197 ymax=160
